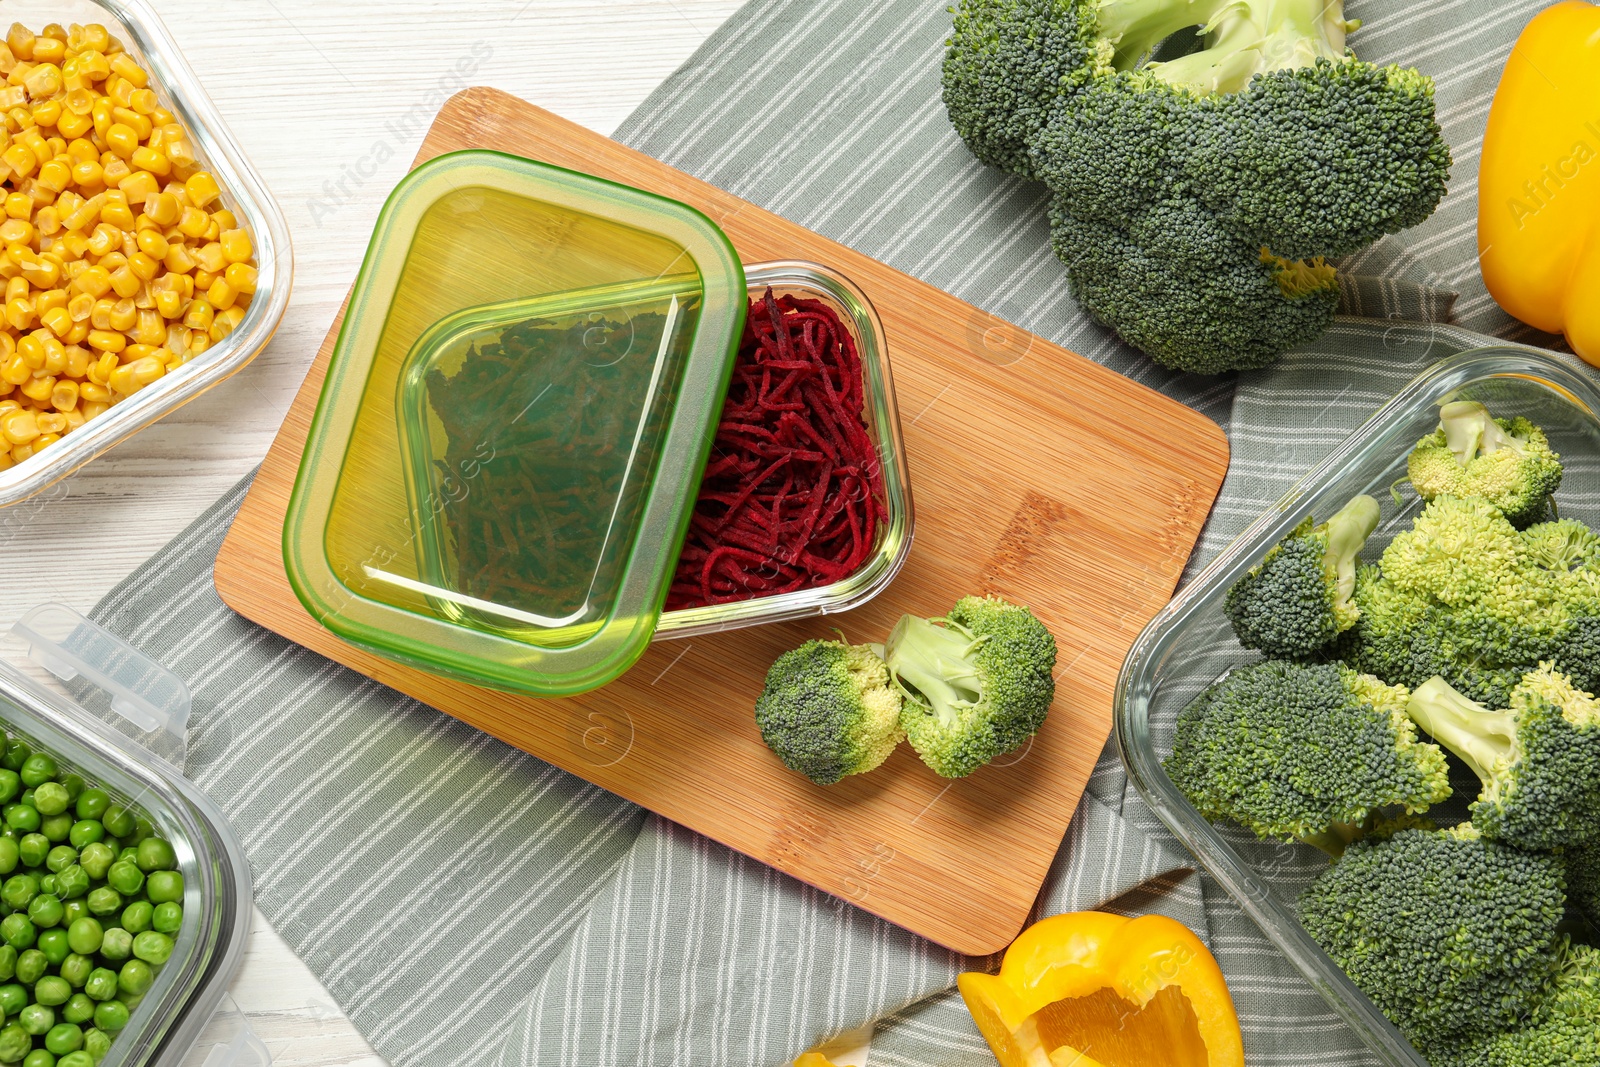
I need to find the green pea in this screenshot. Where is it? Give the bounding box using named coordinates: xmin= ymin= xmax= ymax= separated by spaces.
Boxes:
xmin=18 ymin=755 xmax=56 ymax=789
xmin=16 ymin=835 xmax=45 ymax=869
xmin=17 ymin=790 xmax=31 ymax=808
xmin=104 ymin=864 xmax=140 ymax=897
xmin=37 ymin=876 xmax=54 ymax=897
xmin=150 ymin=903 xmax=181 ymax=935
xmin=0 ymin=775 xmax=17 ymax=809
xmin=81 ymin=971 xmax=115 ymax=1002
xmin=59 ymin=903 xmax=85 ymax=930
xmin=95 ymin=929 xmax=129 ymax=963
xmin=75 ymin=847 xmax=110 ymax=884
xmin=0 ymin=1022 xmax=29 ymax=1063
xmin=97 ymin=808 xmax=132 ymax=841
xmin=60 ymin=995 xmax=91 ymax=1027
xmin=71 ymin=793 xmax=105 ymax=824
xmin=14 ymin=949 xmax=43 ymax=985
xmin=0 ymin=914 xmax=34 ymax=951
xmin=65 ymin=825 xmax=98 ymax=852
xmin=0 ymin=982 xmax=23 ymax=1015
xmin=34 ymin=978 xmax=69 ymax=1008
xmin=2 ymin=741 xmax=30 ymax=773
xmin=0 ymin=876 xmax=35 ymax=911
xmin=35 ymin=929 xmax=68 ymax=966
xmin=115 ymin=849 xmax=135 ymax=865
xmin=83 ymin=889 xmax=118 ymax=919
xmin=39 ymin=815 xmax=70 ymax=845
xmin=27 ymin=895 xmax=61 ymax=928
xmin=118 ymin=902 xmax=150 ymax=935
xmin=0 ymin=945 xmax=15 ymax=981
xmin=57 ymin=955 xmax=90 ymax=990
xmin=31 ymin=785 xmax=67 ymax=819
xmin=89 ymin=999 xmax=126 ymax=1035
xmin=44 ymin=848 xmax=74 ymax=876
xmin=57 ymin=778 xmax=81 ymax=805
xmin=115 ymin=959 xmax=150 ymax=997
xmin=43 ymin=1023 xmax=81 ymax=1055
xmin=22 ymin=1049 xmax=55 ymax=1067
xmin=145 ymin=872 xmax=181 ymax=905
xmin=81 ymin=1028 xmax=107 ymax=1060
xmin=130 ymin=931 xmax=171 ymax=966
xmin=0 ymin=839 xmax=18 ymax=878
xmin=65 ymin=920 xmax=100 ymax=957
xmin=52 ymin=869 xmax=85 ymax=903
xmin=3 ymin=807 xmax=38 ymax=835
xmin=62 ymin=1054 xmax=94 ymax=1067
xmin=18 ymin=1003 xmax=52 ymax=1035
xmin=133 ymin=838 xmax=174 ymax=874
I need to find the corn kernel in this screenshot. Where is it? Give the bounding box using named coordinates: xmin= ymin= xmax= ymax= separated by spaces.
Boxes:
xmin=134 ymin=229 xmax=165 ymax=259
xmin=145 ymin=191 xmax=179 ymax=227
xmin=176 ymin=205 xmax=207 ymax=239
xmin=206 ymin=277 xmax=236 ymax=311
xmin=85 ymin=356 xmax=113 ymax=389
xmin=194 ymin=241 xmax=226 ymax=275
xmin=191 ymin=269 xmax=215 ymax=293
xmin=0 ymin=407 xmax=36 ymax=443
xmin=128 ymin=146 xmax=167 ymax=179
xmin=3 ymin=191 xmax=28 ymax=220
xmin=61 ymin=192 xmax=103 ymax=231
xmin=153 ymin=286 xmax=180 ymax=319
xmin=161 ymin=242 xmax=192 ymax=275
xmin=108 ymin=264 xmax=138 ymax=299
xmin=133 ymin=308 xmax=162 ymax=345
xmin=107 ymin=297 xmax=134 ymax=331
xmin=29 ymin=99 xmax=61 ymax=129
xmin=88 ymin=297 xmax=112 ymax=330
xmin=223 ymin=262 xmax=256 ymax=295
xmin=21 ymin=64 xmax=60 ymax=100
xmin=18 ymin=374 xmax=52 ymax=403
xmin=45 ymin=376 xmax=74 ymax=412
xmin=188 ymin=331 xmax=210 ymax=356
xmin=17 ymin=255 xmax=54 ymax=288
xmin=182 ymin=298 xmax=212 ymax=332
xmin=126 ymin=250 xmax=156 ymax=282
xmin=184 ymin=172 xmax=220 ymax=209
xmin=108 ymin=354 xmax=160 ymax=395
xmin=0 ymin=353 xmax=26 ymax=385
xmin=100 ymin=156 xmax=128 ymax=186
xmin=32 ymin=288 xmax=63 ymax=315
xmin=84 ymin=328 xmax=121 ymax=353
xmin=39 ymin=337 xmax=62 ymax=375
xmin=108 ymin=53 xmax=145 ymax=89
xmin=30 ymin=38 xmax=63 ymax=66
xmin=62 ymin=344 xmax=86 ymax=378
xmin=14 ymin=334 xmax=40 ymax=369
xmin=39 ymin=305 xmax=69 ymax=337
xmin=1 ymin=142 xmax=34 ymax=179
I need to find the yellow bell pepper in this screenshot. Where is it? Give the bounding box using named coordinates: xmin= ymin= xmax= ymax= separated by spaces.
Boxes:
xmin=1479 ymin=1 xmax=1600 ymax=365
xmin=959 ymin=912 xmax=1244 ymax=1067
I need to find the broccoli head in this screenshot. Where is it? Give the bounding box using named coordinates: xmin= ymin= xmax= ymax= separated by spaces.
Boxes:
xmin=1406 ymin=667 xmax=1600 ymax=850
xmin=1345 ymin=497 xmax=1600 ymax=706
xmin=1297 ymin=825 xmax=1568 ymax=1051
xmin=943 ymin=0 xmax=1451 ymax=374
xmin=1566 ymin=837 xmax=1600 ymax=925
xmin=754 ymin=639 xmax=905 ymax=786
xmin=1453 ymin=944 xmax=1600 ymax=1067
xmin=1224 ymin=495 xmax=1381 ymax=657
xmin=886 ymin=596 xmax=1057 ymax=778
xmin=1165 ymin=659 xmax=1449 ymax=854
xmin=1408 ymin=402 xmax=1563 ymax=528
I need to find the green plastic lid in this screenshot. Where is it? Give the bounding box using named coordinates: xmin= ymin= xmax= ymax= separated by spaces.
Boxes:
xmin=284 ymin=150 xmax=746 ymax=696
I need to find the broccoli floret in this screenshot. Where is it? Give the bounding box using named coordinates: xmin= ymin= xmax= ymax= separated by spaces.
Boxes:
xmin=1453 ymin=944 xmax=1600 ymax=1067
xmin=1406 ymin=667 xmax=1600 ymax=849
xmin=1297 ymin=825 xmax=1568 ymax=1051
xmin=1346 ymin=497 xmax=1594 ymax=706
xmin=943 ymin=0 xmax=1450 ymax=374
xmin=1165 ymin=659 xmax=1449 ymax=854
xmin=1224 ymin=495 xmax=1380 ymax=657
xmin=1407 ymin=402 xmax=1563 ymax=528
xmin=885 ymin=596 xmax=1057 ymax=778
xmin=942 ymin=0 xmax=1097 ymax=178
xmin=1046 ymin=193 xmax=1339 ymax=374
xmin=754 ymin=639 xmax=905 ymax=785
xmin=1566 ymin=837 xmax=1600 ymax=925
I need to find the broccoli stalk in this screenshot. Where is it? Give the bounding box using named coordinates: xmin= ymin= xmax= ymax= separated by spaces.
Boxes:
xmin=886 ymin=596 xmax=1057 ymax=778
xmin=1223 ymin=494 xmax=1380 ymax=657
xmin=1406 ymin=667 xmax=1600 ymax=849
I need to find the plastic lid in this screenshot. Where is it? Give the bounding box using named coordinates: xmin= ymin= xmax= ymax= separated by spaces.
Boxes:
xmin=284 ymin=151 xmax=746 ymax=695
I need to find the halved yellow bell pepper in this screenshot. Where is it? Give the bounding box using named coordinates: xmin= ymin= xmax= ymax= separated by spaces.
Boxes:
xmin=1479 ymin=2 xmax=1600 ymax=365
xmin=959 ymin=912 xmax=1244 ymax=1067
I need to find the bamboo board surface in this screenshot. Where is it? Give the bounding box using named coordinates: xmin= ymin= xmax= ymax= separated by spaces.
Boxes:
xmin=213 ymin=87 xmax=1229 ymax=955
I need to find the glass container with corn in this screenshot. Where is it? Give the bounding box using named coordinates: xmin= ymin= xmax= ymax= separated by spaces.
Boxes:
xmin=0 ymin=21 xmax=257 ymax=472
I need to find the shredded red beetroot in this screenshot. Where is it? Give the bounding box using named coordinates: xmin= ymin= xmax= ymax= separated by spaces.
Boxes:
xmin=666 ymin=288 xmax=888 ymax=610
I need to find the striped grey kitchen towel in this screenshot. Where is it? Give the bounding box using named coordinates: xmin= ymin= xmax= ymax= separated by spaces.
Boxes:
xmin=86 ymin=1 xmax=1583 ymax=1065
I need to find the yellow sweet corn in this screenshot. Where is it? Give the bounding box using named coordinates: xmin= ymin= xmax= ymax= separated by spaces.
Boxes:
xmin=0 ymin=26 xmax=257 ymax=463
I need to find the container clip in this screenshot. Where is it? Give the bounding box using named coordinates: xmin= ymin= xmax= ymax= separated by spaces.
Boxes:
xmin=10 ymin=604 xmax=190 ymax=753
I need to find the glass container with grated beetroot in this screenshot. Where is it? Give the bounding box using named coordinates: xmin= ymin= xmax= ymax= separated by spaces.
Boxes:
xmin=657 ymin=261 xmax=913 ymax=639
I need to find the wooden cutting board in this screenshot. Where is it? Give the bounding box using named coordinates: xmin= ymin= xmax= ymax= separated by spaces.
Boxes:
xmin=214 ymin=87 xmax=1229 ymax=955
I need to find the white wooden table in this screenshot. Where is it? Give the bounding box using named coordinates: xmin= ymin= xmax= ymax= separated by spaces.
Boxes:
xmin=0 ymin=3 xmax=757 ymax=1062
